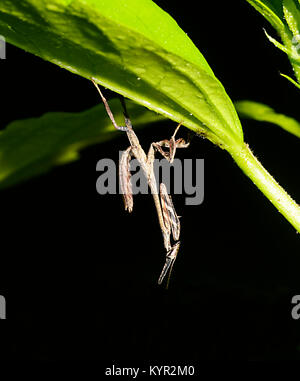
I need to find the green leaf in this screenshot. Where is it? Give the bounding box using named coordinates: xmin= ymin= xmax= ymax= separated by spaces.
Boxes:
xmin=264 ymin=29 xmax=295 ymax=56
xmin=0 ymin=100 xmax=165 ymax=189
xmin=0 ymin=0 xmax=243 ymax=149
xmin=280 ymin=72 xmax=300 ymax=88
xmin=235 ymin=100 xmax=300 ymax=138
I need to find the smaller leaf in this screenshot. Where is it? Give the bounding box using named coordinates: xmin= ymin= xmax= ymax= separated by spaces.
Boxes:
xmin=283 ymin=0 xmax=300 ymax=37
xmin=235 ymin=100 xmax=300 ymax=138
xmin=280 ymin=72 xmax=300 ymax=88
xmin=264 ymin=29 xmax=300 ymax=61
xmin=0 ymin=100 xmax=165 ymax=189
xmin=246 ymin=0 xmax=286 ymax=34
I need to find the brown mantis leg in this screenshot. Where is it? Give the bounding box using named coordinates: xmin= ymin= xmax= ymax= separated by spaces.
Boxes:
xmin=119 ymin=146 xmax=134 ymax=213
xmin=157 ymin=241 xmax=180 ymax=287
xmin=157 ymin=184 xmax=181 ymax=285
xmin=91 ymin=78 xmax=128 ymax=132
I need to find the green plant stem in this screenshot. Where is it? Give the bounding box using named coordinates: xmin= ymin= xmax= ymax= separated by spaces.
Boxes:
xmin=228 ymin=143 xmax=300 ymax=232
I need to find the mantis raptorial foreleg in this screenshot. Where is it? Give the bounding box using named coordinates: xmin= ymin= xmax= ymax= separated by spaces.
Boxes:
xmin=159 ymin=183 xmax=180 ymax=242
xmin=157 ymin=241 xmax=180 ymax=286
xmin=157 ymin=183 xmax=182 ymax=286
xmin=151 ymin=122 xmax=190 ymax=164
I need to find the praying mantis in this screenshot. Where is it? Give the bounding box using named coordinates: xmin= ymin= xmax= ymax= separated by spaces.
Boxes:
xmin=91 ymin=79 xmax=189 ymax=286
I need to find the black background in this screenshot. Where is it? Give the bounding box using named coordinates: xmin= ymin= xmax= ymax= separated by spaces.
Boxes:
xmin=0 ymin=0 xmax=299 ymax=367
